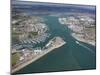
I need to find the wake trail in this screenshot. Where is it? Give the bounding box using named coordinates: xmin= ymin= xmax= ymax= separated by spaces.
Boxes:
xmin=76 ymin=41 xmax=95 ymax=55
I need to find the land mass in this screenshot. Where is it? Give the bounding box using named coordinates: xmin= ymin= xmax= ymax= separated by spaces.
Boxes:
xmin=58 ymin=14 xmax=95 ymax=46
xmin=12 ymin=36 xmax=66 ymax=73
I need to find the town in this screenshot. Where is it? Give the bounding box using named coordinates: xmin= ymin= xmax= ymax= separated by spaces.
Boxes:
xmin=11 ymin=13 xmax=66 ymax=73
xmin=58 ymin=14 xmax=95 ymax=46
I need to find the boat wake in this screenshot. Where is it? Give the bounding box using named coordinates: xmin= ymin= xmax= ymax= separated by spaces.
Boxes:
xmin=75 ymin=41 xmax=95 ymax=55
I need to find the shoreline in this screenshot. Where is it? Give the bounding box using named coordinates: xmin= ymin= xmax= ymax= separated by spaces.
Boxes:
xmin=12 ymin=38 xmax=66 ymax=73
xmin=71 ymin=33 xmax=95 ymax=46
xmin=58 ymin=17 xmax=95 ymax=46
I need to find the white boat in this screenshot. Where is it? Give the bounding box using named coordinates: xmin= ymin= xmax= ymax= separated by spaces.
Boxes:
xmin=75 ymin=41 xmax=79 ymax=44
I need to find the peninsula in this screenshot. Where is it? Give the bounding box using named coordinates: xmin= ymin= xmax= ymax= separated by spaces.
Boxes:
xmin=12 ymin=36 xmax=66 ymax=73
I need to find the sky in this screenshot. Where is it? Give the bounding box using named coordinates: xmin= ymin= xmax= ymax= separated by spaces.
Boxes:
xmin=11 ymin=0 xmax=96 ymax=14
xmin=12 ymin=0 xmax=96 ymax=10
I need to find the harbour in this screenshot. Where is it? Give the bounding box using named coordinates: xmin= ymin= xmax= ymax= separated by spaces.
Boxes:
xmin=12 ymin=36 xmax=66 ymax=73
xmin=14 ymin=16 xmax=96 ymax=74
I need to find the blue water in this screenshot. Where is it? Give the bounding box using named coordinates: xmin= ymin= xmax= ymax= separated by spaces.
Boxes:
xmin=14 ymin=16 xmax=96 ymax=74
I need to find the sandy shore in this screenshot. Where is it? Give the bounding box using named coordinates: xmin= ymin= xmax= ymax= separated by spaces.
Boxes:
xmin=71 ymin=33 xmax=95 ymax=46
xmin=12 ymin=40 xmax=66 ymax=73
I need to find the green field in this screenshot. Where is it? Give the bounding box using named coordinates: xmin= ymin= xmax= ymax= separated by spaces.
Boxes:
xmin=12 ymin=52 xmax=20 ymax=66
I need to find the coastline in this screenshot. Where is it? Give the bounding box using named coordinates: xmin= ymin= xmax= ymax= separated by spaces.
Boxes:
xmin=71 ymin=33 xmax=95 ymax=46
xmin=58 ymin=17 xmax=96 ymax=46
xmin=12 ymin=38 xmax=66 ymax=73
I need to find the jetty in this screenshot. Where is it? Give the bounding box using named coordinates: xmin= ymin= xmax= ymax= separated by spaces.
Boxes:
xmin=12 ymin=36 xmax=66 ymax=73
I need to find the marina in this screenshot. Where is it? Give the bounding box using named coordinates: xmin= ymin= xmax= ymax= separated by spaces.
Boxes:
xmin=12 ymin=36 xmax=66 ymax=73
xmin=11 ymin=1 xmax=96 ymax=74
xmin=14 ymin=16 xmax=96 ymax=74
